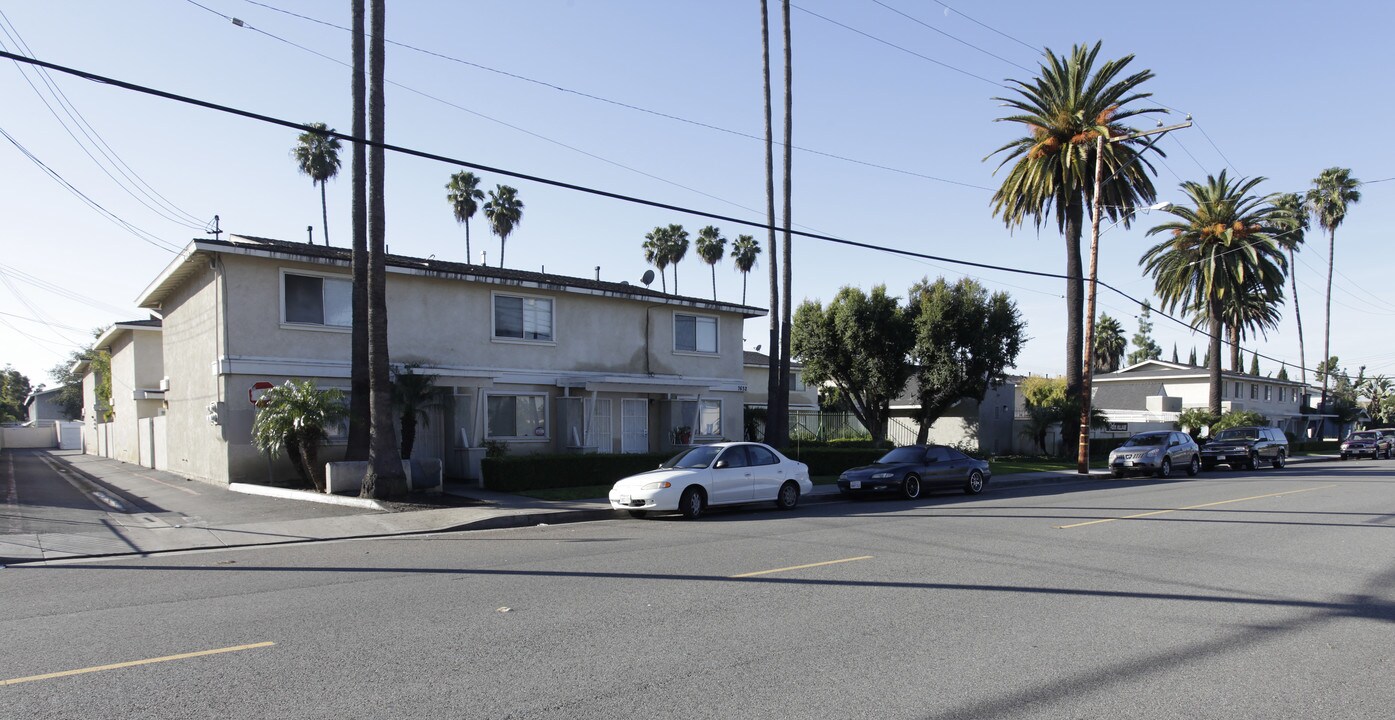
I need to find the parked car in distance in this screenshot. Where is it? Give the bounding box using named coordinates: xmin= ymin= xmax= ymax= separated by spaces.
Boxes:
xmin=837 ymin=444 xmax=990 ymax=499
xmin=608 ymin=442 xmax=812 ymax=519
xmin=1108 ymin=431 xmax=1201 ymax=478
xmin=1200 ymin=426 xmax=1289 ymax=470
xmin=1339 ymin=430 xmax=1391 ymax=460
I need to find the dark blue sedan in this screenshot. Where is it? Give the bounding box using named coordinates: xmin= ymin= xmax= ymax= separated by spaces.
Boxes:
xmin=837 ymin=445 xmax=991 ymax=500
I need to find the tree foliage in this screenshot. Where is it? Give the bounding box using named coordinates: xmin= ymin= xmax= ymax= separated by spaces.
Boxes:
xmin=0 ymin=366 xmax=32 ymax=423
xmin=1176 ymin=408 xmax=1219 ymax=441
xmin=695 ymin=225 xmax=726 ymax=301
xmin=483 ymin=184 xmax=524 ymax=268
xmin=392 ymin=363 xmax=438 ymax=460
xmin=446 ymin=170 xmax=485 ymax=263
xmin=1018 ymin=375 xmax=1106 ymax=455
xmin=906 ymin=277 xmax=1025 ymax=440
xmin=729 ymin=234 xmax=760 ymax=306
xmin=1093 ymin=313 xmax=1126 ymax=373
xmin=1210 ymin=410 xmax=1269 ymax=433
xmin=250 ymin=380 xmax=347 ymax=493
xmin=291 ymin=121 xmax=342 ymax=245
xmin=790 ymin=285 xmax=912 ymax=444
xmin=1127 ymin=301 xmax=1162 ymax=366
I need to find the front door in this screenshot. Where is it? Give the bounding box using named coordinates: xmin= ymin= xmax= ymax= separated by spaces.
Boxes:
xmin=621 ymin=399 xmax=648 ymax=454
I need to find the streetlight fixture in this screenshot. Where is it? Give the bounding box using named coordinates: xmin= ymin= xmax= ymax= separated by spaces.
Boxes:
xmin=1077 ymin=120 xmax=1192 ymax=474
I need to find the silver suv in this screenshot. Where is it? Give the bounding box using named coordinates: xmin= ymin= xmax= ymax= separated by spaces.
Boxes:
xmin=1109 ymin=431 xmax=1201 ymax=478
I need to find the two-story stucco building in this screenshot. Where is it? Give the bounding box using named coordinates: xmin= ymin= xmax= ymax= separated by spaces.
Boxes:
xmin=1091 ymin=359 xmax=1312 ymax=438
xmin=122 ymin=234 xmax=761 ymax=485
xmin=75 ymin=318 xmax=166 ymax=466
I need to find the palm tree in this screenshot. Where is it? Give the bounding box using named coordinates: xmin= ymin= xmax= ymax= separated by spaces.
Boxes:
xmin=362 ymin=0 xmax=406 ymax=498
xmin=483 ymin=185 xmax=524 ymax=268
xmin=1306 ymin=167 xmax=1362 ymax=410
xmin=988 ymin=41 xmax=1164 ymax=452
xmin=1092 ymin=314 xmax=1126 ymax=373
xmin=759 ymin=0 xmax=783 ymax=449
xmin=346 ymin=0 xmax=369 ymax=461
xmin=392 ymin=363 xmax=438 ymax=460
xmin=665 ymin=224 xmax=689 ymax=295
xmin=446 ymin=170 xmax=485 ymax=263
xmin=695 ymin=226 xmax=726 ymax=300
xmin=291 ymin=122 xmax=342 ymax=246
xmin=1141 ymin=171 xmax=1287 ymax=414
xmin=730 ymin=234 xmax=761 ymax=305
xmin=251 ymin=380 xmax=346 ymax=493
xmin=642 ymin=226 xmax=671 ymax=293
xmin=1272 ymin=192 xmax=1309 ymax=390
xmin=1202 ymin=281 xmax=1283 ymax=373
xmin=775 ymin=0 xmax=795 ymax=452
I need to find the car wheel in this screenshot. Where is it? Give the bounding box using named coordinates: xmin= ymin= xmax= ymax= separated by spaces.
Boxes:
xmin=1248 ymin=452 xmax=1260 ymax=471
xmin=775 ymin=481 xmax=800 ymax=510
xmin=1187 ymin=456 xmax=1201 ymax=477
xmin=1272 ymin=452 xmax=1286 ymax=469
xmin=1111 ymin=469 xmax=1125 ymax=479
xmin=963 ymin=470 xmax=985 ymax=495
xmin=679 ymin=487 xmax=705 ymax=519
xmin=1155 ymin=457 xmax=1172 ymax=479
xmin=627 ymin=509 xmax=648 ymax=519
xmin=900 ymin=474 xmax=922 ymax=500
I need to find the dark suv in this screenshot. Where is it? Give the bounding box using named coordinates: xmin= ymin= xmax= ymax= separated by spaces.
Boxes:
xmin=1200 ymin=426 xmax=1289 ymax=470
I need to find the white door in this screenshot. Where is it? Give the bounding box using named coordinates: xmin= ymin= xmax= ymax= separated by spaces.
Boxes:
xmin=621 ymin=399 xmax=648 ymax=454
xmin=588 ymin=399 xmax=614 ymax=454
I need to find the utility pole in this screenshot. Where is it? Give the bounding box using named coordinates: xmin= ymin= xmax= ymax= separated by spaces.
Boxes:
xmin=1078 ymin=119 xmax=1192 ymax=474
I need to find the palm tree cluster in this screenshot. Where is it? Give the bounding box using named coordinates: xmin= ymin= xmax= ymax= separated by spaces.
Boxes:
xmin=444 ymin=170 xmax=528 ymax=268
xmin=991 ymin=41 xmax=1365 ymax=430
xmin=640 ymin=225 xmax=764 ymax=303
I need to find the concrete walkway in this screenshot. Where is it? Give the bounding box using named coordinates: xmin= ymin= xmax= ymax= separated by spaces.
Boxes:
xmin=0 ymin=449 xmax=1336 ymax=565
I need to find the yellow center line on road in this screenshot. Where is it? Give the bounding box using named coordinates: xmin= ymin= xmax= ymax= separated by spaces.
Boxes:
xmin=0 ymin=641 xmax=275 ymax=686
xmin=1056 ymin=485 xmax=1337 ymax=529
xmin=731 ymin=555 xmax=874 ymax=578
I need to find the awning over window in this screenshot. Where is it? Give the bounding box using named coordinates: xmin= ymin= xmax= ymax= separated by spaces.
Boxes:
xmin=555 ymin=375 xmax=719 ymax=396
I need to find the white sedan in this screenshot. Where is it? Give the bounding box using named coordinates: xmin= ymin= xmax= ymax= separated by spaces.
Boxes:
xmin=609 ymin=442 xmax=813 ymax=519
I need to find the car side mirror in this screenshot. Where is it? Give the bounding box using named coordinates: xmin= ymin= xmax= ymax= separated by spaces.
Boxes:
xmin=714 ymin=460 xmax=728 ymax=469
xmin=1170 ymin=441 xmax=1180 ymax=447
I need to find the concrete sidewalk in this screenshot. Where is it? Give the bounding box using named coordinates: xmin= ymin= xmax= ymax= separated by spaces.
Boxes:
xmin=1 ymin=449 xmax=1336 ymax=566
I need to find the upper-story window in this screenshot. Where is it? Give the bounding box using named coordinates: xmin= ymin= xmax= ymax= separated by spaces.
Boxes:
xmin=788 ymin=371 xmax=805 ymax=391
xmin=1264 ymin=385 xmax=1272 ymax=402
xmin=674 ymin=313 xmax=718 ymax=354
xmin=493 ymin=293 xmax=553 ymax=342
xmin=283 ymin=271 xmax=351 ymax=328
xmin=1250 ymin=383 xmax=1258 ymax=399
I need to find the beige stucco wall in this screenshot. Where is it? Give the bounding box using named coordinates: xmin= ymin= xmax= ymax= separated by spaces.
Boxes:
xmin=159 ymin=263 xmax=230 ymax=484
xmin=150 ymin=250 xmax=753 ymax=485
xmin=1098 ymin=376 xmax=1304 ymax=419
xmin=742 ymin=365 xmax=819 ymax=410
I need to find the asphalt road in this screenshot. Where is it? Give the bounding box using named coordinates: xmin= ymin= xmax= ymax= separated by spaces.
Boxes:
xmin=3 ymin=458 xmax=1393 ymax=719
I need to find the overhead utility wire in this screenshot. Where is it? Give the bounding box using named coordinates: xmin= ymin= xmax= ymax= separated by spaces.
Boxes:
xmin=0 ymin=125 xmax=182 ymax=254
xmin=866 ymin=0 xmax=1033 ymax=72
xmin=0 ymin=308 xmax=87 ymax=333
xmin=0 ymin=49 xmax=1330 ymax=379
xmin=0 ymin=7 xmax=206 ymax=227
xmin=791 ymin=3 xmax=1004 ymax=86
xmin=0 ymin=262 xmax=133 ymax=316
xmin=930 ymin=0 xmax=1039 ymax=52
xmin=217 ymin=0 xmax=991 ymax=192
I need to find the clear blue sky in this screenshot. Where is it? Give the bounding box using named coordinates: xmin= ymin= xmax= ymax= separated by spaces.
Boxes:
xmin=3 ymin=0 xmax=1392 ymax=391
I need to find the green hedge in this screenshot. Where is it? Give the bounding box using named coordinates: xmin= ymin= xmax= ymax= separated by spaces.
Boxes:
xmin=784 ymin=447 xmax=888 ymax=476
xmin=481 ymin=453 xmax=669 ymax=492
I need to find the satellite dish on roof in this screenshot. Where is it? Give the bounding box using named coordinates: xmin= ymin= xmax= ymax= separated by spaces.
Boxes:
xmin=640 ymin=269 xmax=655 ymax=287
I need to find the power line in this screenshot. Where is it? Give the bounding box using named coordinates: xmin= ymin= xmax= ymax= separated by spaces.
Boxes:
xmin=0 ymin=48 xmax=1335 ymax=380
xmin=0 ymin=308 xmax=87 ymax=333
xmin=0 ymin=125 xmax=183 ymax=254
xmin=0 ymin=15 xmax=207 ymax=230
xmin=866 ymin=0 xmax=1034 ymax=73
xmin=0 ymin=263 xmax=134 ymax=317
xmin=210 ymin=0 xmax=992 ymax=192
xmin=930 ymin=0 xmax=1038 ymax=52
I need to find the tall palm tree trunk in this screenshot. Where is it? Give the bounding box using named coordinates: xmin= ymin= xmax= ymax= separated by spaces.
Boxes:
xmin=319 ymin=181 xmax=330 ymax=246
xmin=346 ymin=0 xmax=369 ymax=460
xmin=1322 ymin=228 xmax=1335 ymax=411
xmin=465 ymin=219 xmax=472 ymax=264
xmin=1229 ymin=324 xmax=1241 ymax=373
xmin=362 ymin=0 xmax=405 ymax=497
xmin=760 ymin=0 xmax=781 ymax=446
xmin=1289 ymin=247 xmax=1307 ymax=390
xmin=741 ymin=274 xmax=748 ymax=306
xmin=773 ymin=0 xmax=793 ymax=451
xmin=1061 ymin=198 xmax=1084 ymax=455
xmin=711 ymin=266 xmax=717 ymax=301
xmin=499 ymin=237 xmax=505 ymax=268
xmin=1208 ymin=307 xmax=1223 ymax=415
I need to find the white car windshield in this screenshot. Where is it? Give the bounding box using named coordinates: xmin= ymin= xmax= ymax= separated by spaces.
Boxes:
xmin=660 ymin=446 xmax=722 ymax=469
xmin=1123 ymin=434 xmax=1168 ymax=447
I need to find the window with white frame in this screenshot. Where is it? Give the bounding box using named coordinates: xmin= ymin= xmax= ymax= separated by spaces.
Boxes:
xmin=283 ymin=271 xmax=351 ymax=327
xmin=486 ymin=393 xmax=548 ymax=440
xmin=1264 ymin=385 xmax=1272 ymax=402
xmin=671 ymin=398 xmax=722 ymax=440
xmin=493 ymin=294 xmax=553 ymax=341
xmin=1250 ymin=383 xmax=1258 ymax=399
xmin=788 ymin=371 xmax=804 ymax=391
xmin=674 ymin=313 xmax=718 ymax=353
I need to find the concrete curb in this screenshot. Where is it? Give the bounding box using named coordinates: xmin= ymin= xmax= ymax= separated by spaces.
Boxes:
xmin=228 ymin=482 xmax=387 ymax=511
